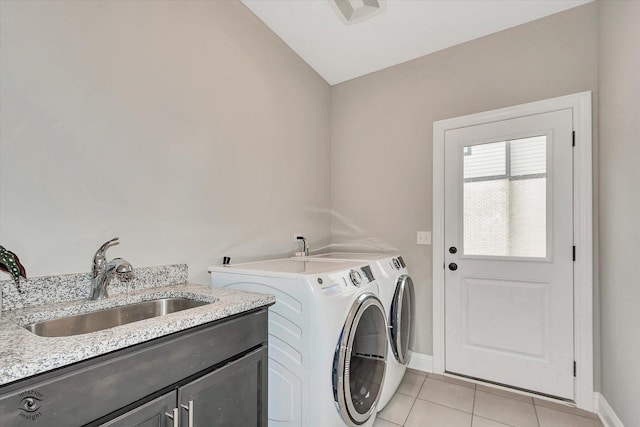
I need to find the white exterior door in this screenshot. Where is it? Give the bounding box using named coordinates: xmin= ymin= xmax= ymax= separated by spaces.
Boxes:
xmin=443 ymin=109 xmax=574 ymax=399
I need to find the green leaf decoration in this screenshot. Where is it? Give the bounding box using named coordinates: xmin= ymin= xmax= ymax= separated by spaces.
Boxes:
xmin=0 ymin=245 xmax=27 ymax=292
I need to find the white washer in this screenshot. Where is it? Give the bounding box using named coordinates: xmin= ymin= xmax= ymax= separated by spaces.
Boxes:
xmin=300 ymin=253 xmax=414 ymax=412
xmin=209 ymin=258 xmax=388 ymax=427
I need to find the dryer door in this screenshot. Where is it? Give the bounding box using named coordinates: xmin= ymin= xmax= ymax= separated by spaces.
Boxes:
xmin=333 ymin=293 xmax=387 ymax=427
xmin=390 ymin=275 xmax=414 ymax=364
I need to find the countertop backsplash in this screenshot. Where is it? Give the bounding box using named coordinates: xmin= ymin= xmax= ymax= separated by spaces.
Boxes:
xmin=0 ymin=264 xmax=188 ymax=312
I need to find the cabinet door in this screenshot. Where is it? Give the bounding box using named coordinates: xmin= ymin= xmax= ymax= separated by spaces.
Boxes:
xmin=179 ymin=347 xmax=267 ymax=427
xmin=100 ymin=391 xmax=177 ymax=427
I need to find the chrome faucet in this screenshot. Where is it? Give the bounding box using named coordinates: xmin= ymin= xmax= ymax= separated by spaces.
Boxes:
xmin=296 ymin=236 xmax=309 ymax=257
xmin=90 ymin=237 xmax=132 ymax=300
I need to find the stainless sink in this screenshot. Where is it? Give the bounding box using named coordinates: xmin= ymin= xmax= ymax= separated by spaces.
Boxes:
xmin=24 ymin=298 xmax=212 ymax=337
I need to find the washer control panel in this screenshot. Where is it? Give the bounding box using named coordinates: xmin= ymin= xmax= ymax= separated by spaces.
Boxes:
xmin=390 ymin=257 xmax=406 ymax=270
xmin=322 ymin=265 xmax=376 ymax=291
xmin=361 ymin=265 xmax=374 ymax=281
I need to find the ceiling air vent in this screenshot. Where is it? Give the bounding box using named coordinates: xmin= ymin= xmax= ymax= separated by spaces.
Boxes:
xmin=329 ymin=0 xmax=386 ymax=25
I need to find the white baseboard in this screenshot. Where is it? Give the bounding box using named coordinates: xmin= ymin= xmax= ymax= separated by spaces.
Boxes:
xmin=407 ymin=351 xmax=433 ymax=373
xmin=595 ymin=393 xmax=625 ymax=427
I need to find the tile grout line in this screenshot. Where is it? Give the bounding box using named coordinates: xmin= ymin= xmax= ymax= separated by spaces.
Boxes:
xmin=477 ymin=383 xmax=599 ymax=420
xmin=473 ymin=415 xmax=516 ymax=427
xmin=473 ymin=387 xmax=533 ymax=427
xmin=402 ymin=373 xmax=479 ymax=425
xmin=533 ymin=398 xmax=541 ymax=427
xmin=533 ymin=401 xmax=600 ymax=421
xmin=411 ymin=397 xmax=478 ymax=418
xmin=380 ymin=373 xmax=426 ymax=426
xmin=477 ymin=386 xmax=535 ymax=404
xmin=428 ymin=373 xmax=478 ymax=390
xmin=398 ymin=373 xmax=599 ymax=427
xmin=414 ymin=375 xmax=477 ymax=415
xmin=400 ymin=374 xmax=428 ymax=426
xmin=401 ymin=393 xmax=419 ymax=426
xmin=471 ymin=383 xmax=477 ymax=427
xmin=395 ymin=373 xmax=429 ymax=398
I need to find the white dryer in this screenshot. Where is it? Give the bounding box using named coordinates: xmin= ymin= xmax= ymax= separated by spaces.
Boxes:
xmin=209 ymin=259 xmax=388 ymax=427
xmin=302 ymin=253 xmax=414 ymax=411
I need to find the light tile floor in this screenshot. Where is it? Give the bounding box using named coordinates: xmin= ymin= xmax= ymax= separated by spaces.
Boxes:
xmin=375 ymin=369 xmax=603 ymax=427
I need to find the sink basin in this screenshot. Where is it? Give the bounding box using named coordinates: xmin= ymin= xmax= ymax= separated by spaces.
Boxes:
xmin=24 ymin=298 xmax=212 ymax=337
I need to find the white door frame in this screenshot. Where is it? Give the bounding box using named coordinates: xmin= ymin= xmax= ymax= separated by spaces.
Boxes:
xmin=432 ymin=91 xmax=593 ymax=410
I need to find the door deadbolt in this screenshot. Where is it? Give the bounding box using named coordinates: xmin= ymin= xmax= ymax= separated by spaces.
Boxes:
xmin=449 ymin=247 xmax=457 ymax=254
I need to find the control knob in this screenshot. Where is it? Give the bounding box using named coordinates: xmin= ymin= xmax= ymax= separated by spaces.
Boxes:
xmin=349 ymin=269 xmax=363 ymax=286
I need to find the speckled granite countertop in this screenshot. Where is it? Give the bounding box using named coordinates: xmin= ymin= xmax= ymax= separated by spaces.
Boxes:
xmin=0 ymin=283 xmax=275 ymax=386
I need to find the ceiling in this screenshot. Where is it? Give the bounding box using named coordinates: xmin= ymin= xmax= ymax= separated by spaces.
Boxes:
xmin=241 ymin=0 xmax=592 ymax=85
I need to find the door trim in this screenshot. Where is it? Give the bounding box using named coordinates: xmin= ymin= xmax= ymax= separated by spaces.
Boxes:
xmin=432 ymin=92 xmax=593 ymax=410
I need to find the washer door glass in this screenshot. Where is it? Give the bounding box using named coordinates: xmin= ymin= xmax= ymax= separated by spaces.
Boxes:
xmin=390 ymin=275 xmax=414 ymax=364
xmin=333 ymin=293 xmax=387 ymax=427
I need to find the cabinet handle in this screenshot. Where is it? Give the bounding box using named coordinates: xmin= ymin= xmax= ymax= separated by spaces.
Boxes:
xmin=165 ymin=407 xmax=179 ymax=427
xmin=181 ymin=400 xmax=194 ymax=427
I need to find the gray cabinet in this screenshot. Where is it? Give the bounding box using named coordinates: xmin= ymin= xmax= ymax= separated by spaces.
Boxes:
xmin=101 ymin=392 xmax=177 ymax=427
xmin=0 ymin=309 xmax=269 ymax=427
xmin=179 ymin=347 xmax=267 ymax=427
xmin=100 ymin=347 xmax=268 ymax=427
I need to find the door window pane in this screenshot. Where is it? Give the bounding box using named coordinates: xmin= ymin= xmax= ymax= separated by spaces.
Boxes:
xmin=463 ymin=136 xmax=547 ymax=257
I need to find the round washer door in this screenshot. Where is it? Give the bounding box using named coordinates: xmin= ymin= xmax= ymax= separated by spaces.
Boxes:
xmin=390 ymin=275 xmax=414 ymax=364
xmin=333 ymin=293 xmax=387 ymax=427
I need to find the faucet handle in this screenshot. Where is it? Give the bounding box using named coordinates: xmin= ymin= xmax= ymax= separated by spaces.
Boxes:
xmin=92 ymin=237 xmax=119 ymax=278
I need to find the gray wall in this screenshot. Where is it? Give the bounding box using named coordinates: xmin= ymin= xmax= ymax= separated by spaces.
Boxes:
xmin=597 ymin=1 xmax=640 ymax=425
xmin=330 ymin=4 xmax=598 ymax=356
xmin=5 ymin=1 xmax=637 ymax=422
xmin=0 ymin=0 xmax=331 ymax=284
